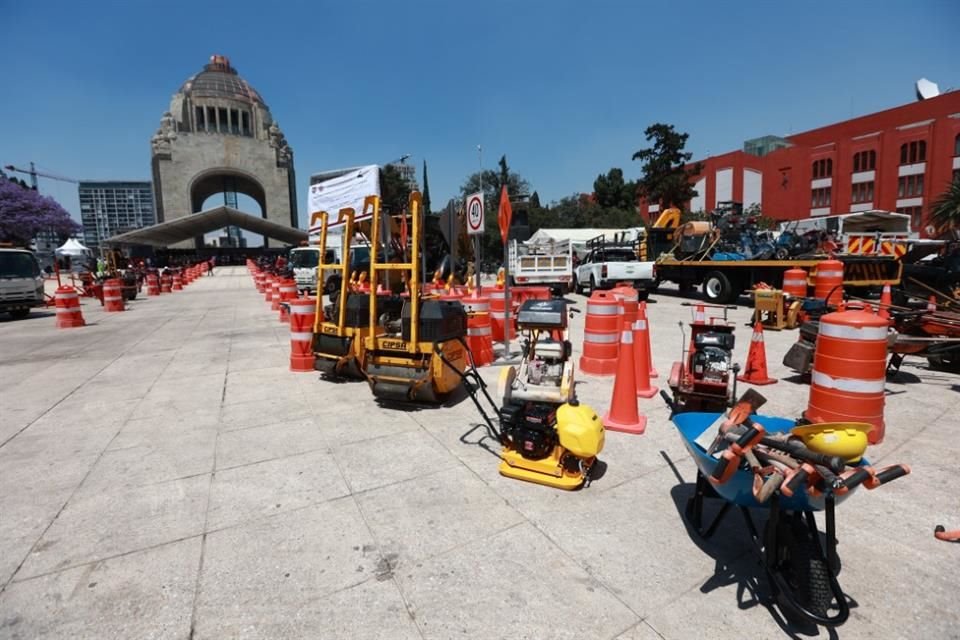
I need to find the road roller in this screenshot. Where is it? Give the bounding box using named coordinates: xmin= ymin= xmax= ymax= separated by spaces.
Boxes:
xmin=361 ymin=191 xmax=468 ymax=403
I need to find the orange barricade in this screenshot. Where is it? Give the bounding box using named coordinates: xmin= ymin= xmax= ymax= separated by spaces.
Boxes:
xmin=271 ymin=281 xmax=283 ymax=311
xmin=289 ymin=298 xmax=316 ymax=372
xmin=279 ymin=279 xmax=298 ymax=323
xmin=463 ymin=294 xmax=494 ymax=366
xmin=814 ymin=259 xmax=844 ymax=307
xmin=614 ymin=285 xmax=638 ymax=326
xmin=172 ymin=273 xmax=183 ymax=291
xmin=146 ymin=274 xmax=160 ymax=296
xmin=579 ymin=290 xmax=621 ymax=376
xmin=805 ymin=309 xmax=887 ymax=444
xmin=160 ymin=274 xmax=172 ymax=294
xmin=489 ymin=288 xmax=515 ymax=341
xmin=782 ymin=268 xmax=808 ymax=298
xmin=103 ymin=279 xmax=125 ymax=312
xmin=55 ymin=286 xmax=85 ymax=328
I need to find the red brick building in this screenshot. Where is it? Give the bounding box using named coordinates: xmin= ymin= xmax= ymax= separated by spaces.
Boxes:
xmin=642 ymin=92 xmax=960 ymax=235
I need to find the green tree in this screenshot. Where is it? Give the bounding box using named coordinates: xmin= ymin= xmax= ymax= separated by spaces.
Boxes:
xmin=421 ymin=160 xmax=431 ymax=214
xmin=930 ymin=177 xmax=960 ymax=234
xmin=593 ymin=168 xmax=638 ymax=211
xmin=632 ymin=123 xmax=703 ymax=215
xmin=380 ymin=164 xmax=413 ymax=214
xmin=529 ymin=191 xmax=541 ymax=209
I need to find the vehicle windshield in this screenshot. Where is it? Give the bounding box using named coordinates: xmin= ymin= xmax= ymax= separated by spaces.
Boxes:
xmin=288 ymin=249 xmax=319 ymax=268
xmin=351 ymin=246 xmax=370 ymax=265
xmin=0 ymin=252 xmax=40 ymax=278
xmin=605 ymin=249 xmax=637 ymax=262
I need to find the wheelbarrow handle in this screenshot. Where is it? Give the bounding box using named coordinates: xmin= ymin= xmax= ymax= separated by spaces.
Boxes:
xmin=759 ymin=437 xmax=846 ymax=474
xmin=710 ymin=450 xmax=740 ymax=485
xmin=840 ymin=466 xmax=875 ymax=491
xmin=782 ymin=463 xmax=816 ymax=497
xmin=867 ymin=464 xmax=912 ymax=489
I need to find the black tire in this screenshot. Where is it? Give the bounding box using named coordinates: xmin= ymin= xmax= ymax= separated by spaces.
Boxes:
xmin=636 ymin=289 xmax=649 ymax=302
xmin=702 ymin=270 xmax=734 ymax=304
xmin=8 ymin=308 xmax=30 ymax=319
xmin=789 ymin=533 xmax=833 ymax=619
xmin=589 ymin=275 xmax=597 ymax=292
xmin=774 ymin=246 xmax=791 ymax=260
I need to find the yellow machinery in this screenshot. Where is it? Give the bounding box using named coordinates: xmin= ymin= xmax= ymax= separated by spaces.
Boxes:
xmin=312 ymin=199 xmax=384 ymax=379
xmin=362 ymin=192 xmax=468 ymax=403
xmin=492 ymin=298 xmax=604 ymax=489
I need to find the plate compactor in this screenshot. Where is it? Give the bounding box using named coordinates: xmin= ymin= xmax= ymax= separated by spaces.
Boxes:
xmin=668 ymin=303 xmax=740 ymax=413
xmin=464 ymin=298 xmax=605 ymax=490
xmin=361 ymin=191 xmax=468 ymax=403
xmin=312 ymin=200 xmax=387 ymax=379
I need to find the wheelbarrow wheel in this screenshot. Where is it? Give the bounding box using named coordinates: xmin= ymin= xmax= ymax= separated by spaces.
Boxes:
xmin=788 ymin=534 xmax=832 ymax=619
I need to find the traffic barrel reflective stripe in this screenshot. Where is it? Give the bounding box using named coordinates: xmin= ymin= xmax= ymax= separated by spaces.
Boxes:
xmin=782 ymin=267 xmax=808 ymax=299
xmin=811 ymin=371 xmax=886 ymax=393
xmin=580 ymin=290 xmax=621 ymax=375
xmin=584 ymin=331 xmax=619 ymax=343
xmin=814 ymin=259 xmax=844 ymax=307
xmin=819 ymin=322 xmax=888 ymax=341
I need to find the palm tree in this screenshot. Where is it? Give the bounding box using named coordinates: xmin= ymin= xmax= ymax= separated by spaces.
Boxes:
xmin=929 ymin=177 xmax=960 ymax=234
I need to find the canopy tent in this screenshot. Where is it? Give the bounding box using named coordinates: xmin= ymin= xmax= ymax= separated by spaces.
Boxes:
xmin=525 ymin=227 xmax=646 ymax=257
xmin=55 ymin=238 xmax=92 ymax=256
xmin=104 ymin=205 xmax=307 ymax=247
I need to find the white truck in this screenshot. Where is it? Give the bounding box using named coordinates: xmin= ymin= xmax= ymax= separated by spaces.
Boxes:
xmin=289 ymin=243 xmax=371 ymax=295
xmin=508 ymin=239 xmax=574 ymax=294
xmin=574 ymin=234 xmax=656 ymax=299
xmin=0 ymin=247 xmax=45 ymax=319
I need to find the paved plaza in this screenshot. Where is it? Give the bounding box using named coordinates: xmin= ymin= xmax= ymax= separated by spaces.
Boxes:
xmin=0 ymin=267 xmax=956 ymax=639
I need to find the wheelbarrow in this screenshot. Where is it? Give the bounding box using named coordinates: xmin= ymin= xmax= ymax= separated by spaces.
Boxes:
xmin=669 ymin=407 xmax=908 ymax=628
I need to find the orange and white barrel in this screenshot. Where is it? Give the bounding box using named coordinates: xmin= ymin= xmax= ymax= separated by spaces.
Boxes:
xmin=201 ymin=261 xmax=209 ymax=274
xmin=489 ymin=288 xmax=515 ymax=341
xmin=289 ymin=298 xmax=316 ymax=372
xmin=579 ymin=290 xmax=621 ymax=376
xmin=271 ymin=281 xmax=283 ymax=311
xmin=463 ymin=294 xmax=494 ymax=366
xmin=279 ymin=279 xmax=298 ymax=323
xmin=172 ymin=273 xmax=183 ymax=291
xmin=613 ymin=285 xmax=638 ymax=326
xmin=55 ymin=286 xmax=85 ymax=328
xmin=264 ymin=276 xmax=275 ymax=302
xmin=782 ymin=268 xmax=808 ymax=298
xmin=160 ymin=274 xmax=172 ymax=294
xmin=814 ymin=259 xmax=844 ymax=307
xmin=103 ymin=279 xmax=125 ymax=312
xmin=805 ymin=309 xmax=887 ymax=444
xmin=146 ymin=274 xmax=160 ymax=296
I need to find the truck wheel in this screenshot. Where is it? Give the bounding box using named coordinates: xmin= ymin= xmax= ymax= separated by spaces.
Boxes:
xmin=9 ymin=308 xmax=30 ymax=319
xmin=703 ymin=271 xmax=734 ymax=304
xmin=589 ymin=275 xmax=597 ymax=292
xmin=573 ymin=275 xmax=584 ymax=295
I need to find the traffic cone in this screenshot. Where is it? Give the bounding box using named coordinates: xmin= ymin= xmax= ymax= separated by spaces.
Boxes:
xmin=640 ymin=301 xmax=658 ymax=378
xmin=602 ymin=321 xmax=647 ymax=435
xmin=693 ymin=304 xmax=706 ymax=325
xmin=927 ymin=295 xmax=937 ymax=313
xmin=633 ymin=316 xmax=659 ymax=399
xmin=737 ymin=322 xmax=778 ymax=385
xmin=878 ymin=284 xmax=892 ymax=322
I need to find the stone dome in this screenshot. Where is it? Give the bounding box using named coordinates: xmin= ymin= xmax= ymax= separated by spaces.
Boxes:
xmin=179 ymin=55 xmax=264 ymax=105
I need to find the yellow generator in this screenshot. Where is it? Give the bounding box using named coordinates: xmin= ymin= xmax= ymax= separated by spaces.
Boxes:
xmin=362 ymin=191 xmax=468 ymax=403
xmin=311 ymin=199 xmax=390 ymax=379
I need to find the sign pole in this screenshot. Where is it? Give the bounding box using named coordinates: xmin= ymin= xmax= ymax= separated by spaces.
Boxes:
xmin=475 ymin=145 xmax=482 ymax=294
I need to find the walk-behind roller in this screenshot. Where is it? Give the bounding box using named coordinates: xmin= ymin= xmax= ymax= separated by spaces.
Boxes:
xmin=312 ymin=199 xmax=387 ymax=379
xmin=362 ymin=191 xmax=468 ymax=403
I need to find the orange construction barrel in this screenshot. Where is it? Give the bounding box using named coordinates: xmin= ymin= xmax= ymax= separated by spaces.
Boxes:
xmin=613 ymin=285 xmax=638 ymax=326
xmin=805 ymin=309 xmax=887 ymax=444
xmin=489 ymin=288 xmax=515 ymax=341
xmin=103 ymin=279 xmax=125 ymax=312
xmin=463 ymin=294 xmax=494 ymax=366
xmin=814 ymin=259 xmax=844 ymax=307
xmin=579 ymin=290 xmax=621 ymax=376
xmin=146 ymin=274 xmax=160 ymax=296
xmin=782 ymin=268 xmax=808 ymax=299
xmin=54 ymin=286 xmax=85 ymax=328
xmin=289 ymin=298 xmax=316 ymax=372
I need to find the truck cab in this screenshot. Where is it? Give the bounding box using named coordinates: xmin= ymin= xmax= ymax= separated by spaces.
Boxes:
xmin=574 ymin=234 xmax=656 ymax=298
xmin=0 ymin=247 xmax=45 ymax=319
xmin=290 ymin=244 xmax=371 ymax=295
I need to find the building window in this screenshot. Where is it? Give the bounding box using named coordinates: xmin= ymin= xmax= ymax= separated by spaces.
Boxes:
xmin=853 ymin=150 xmax=876 ymax=173
xmin=241 ymin=111 xmax=251 ymax=136
xmin=899 ymin=140 xmax=927 ymax=165
xmin=812 ymin=158 xmax=833 ymax=179
xmin=218 ymin=108 xmax=228 ymax=133
xmin=811 ymin=186 xmax=831 ymax=207
xmin=897 ymin=206 xmax=923 ymax=230
xmin=897 ymin=174 xmax=924 ymax=198
xmin=851 ymin=181 xmax=874 ymax=203
xmin=955 ymin=133 xmax=960 ymax=157
xmin=230 ymin=109 xmax=240 ymax=135
xmin=195 ymin=106 xmax=206 ymax=131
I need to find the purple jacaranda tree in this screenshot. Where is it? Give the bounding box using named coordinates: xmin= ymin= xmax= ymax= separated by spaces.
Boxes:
xmin=0 ymin=177 xmax=80 ymax=245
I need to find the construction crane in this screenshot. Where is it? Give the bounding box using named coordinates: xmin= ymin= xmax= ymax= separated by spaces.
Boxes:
xmin=3 ymin=162 xmax=78 ymax=189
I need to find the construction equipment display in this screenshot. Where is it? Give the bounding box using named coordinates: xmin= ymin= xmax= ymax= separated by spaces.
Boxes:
xmin=311 ymin=199 xmax=386 ymax=380
xmin=667 ymin=303 xmax=740 ymax=413
xmin=361 ymin=191 xmax=468 ymax=403
xmin=665 ymin=389 xmax=910 ymax=628
xmin=462 ymin=298 xmax=604 ymax=490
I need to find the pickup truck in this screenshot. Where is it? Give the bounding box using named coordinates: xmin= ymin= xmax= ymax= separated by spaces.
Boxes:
xmin=0 ymin=248 xmax=45 ymax=319
xmin=574 ymin=246 xmax=656 ymax=299
xmin=289 ymin=244 xmax=371 ymax=295
xmin=508 ymin=239 xmax=574 ymax=294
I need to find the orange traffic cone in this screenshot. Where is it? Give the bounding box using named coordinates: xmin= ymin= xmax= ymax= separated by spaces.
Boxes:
xmin=737 ymin=322 xmax=778 ymax=385
xmin=878 ymin=284 xmax=892 ymax=322
xmin=693 ymin=303 xmax=706 ymax=324
xmin=640 ymin=301 xmax=658 ymax=378
xmin=603 ymin=321 xmax=647 ymax=435
xmin=633 ymin=315 xmax=658 ymax=399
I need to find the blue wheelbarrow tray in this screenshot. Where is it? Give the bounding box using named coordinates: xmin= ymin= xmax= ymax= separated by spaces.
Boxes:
xmin=672 ymin=412 xmax=866 ymax=512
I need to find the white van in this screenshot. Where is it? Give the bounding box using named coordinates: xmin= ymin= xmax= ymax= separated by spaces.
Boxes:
xmin=289 ymin=244 xmax=371 ymax=295
xmin=0 ymin=248 xmax=45 ymax=319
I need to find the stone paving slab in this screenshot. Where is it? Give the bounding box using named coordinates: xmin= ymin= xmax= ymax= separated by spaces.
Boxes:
xmin=0 ymin=266 xmax=957 ymax=639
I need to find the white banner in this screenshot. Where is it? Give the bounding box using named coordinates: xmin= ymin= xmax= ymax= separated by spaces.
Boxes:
xmin=307 ymin=165 xmax=380 ymax=234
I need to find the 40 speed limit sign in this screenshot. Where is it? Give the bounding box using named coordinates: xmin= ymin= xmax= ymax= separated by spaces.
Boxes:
xmin=466 ymin=192 xmax=484 ymax=235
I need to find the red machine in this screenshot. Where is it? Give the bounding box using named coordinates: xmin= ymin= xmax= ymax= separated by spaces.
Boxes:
xmin=668 ymin=303 xmax=740 ymax=412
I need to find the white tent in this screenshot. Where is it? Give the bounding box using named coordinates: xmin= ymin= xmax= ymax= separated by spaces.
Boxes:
xmin=525 ymin=227 xmax=646 ymax=257
xmin=55 ymin=238 xmax=92 ymax=257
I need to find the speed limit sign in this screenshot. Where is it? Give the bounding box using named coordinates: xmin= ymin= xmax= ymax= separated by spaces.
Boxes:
xmin=466 ymin=192 xmax=484 ymax=235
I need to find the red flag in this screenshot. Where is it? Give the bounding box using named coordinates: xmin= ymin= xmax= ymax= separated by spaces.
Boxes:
xmin=498 ymin=185 xmax=512 ymax=245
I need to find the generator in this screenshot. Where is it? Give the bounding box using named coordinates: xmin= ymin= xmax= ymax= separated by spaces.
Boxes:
xmin=668 ymin=305 xmax=740 ymax=413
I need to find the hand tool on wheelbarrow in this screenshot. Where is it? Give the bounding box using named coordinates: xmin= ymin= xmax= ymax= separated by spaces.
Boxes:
xmin=934 ymin=525 xmax=960 ymax=542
